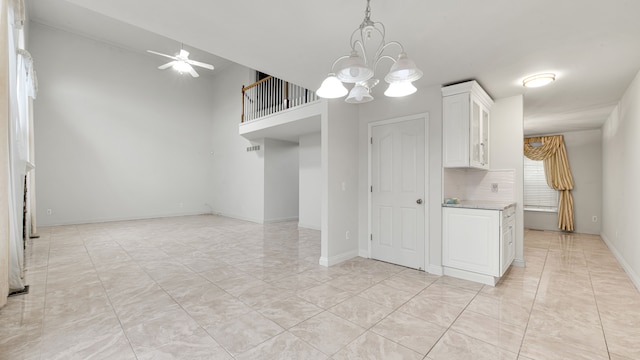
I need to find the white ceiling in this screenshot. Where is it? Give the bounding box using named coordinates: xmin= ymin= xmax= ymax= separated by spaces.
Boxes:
xmin=27 ymin=0 xmax=640 ymax=135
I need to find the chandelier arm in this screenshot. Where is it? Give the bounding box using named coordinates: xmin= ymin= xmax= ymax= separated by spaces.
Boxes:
xmin=351 ymin=40 xmax=369 ymax=66
xmin=376 ymin=40 xmax=405 ymax=59
xmin=330 ymin=55 xmax=351 ymax=72
xmin=373 ymin=54 xmax=396 ymax=72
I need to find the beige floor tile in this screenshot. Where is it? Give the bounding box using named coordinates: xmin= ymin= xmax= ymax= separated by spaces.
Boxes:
xmin=428 ymin=330 xmax=518 ymax=360
xmin=520 ymin=309 xmax=609 ymax=360
xmin=268 ymin=272 xmax=323 ymax=291
xmin=214 ymin=274 xmax=269 ymax=297
xmin=289 ymin=311 xmax=365 ymax=355
xmin=371 ymin=311 xmax=446 ymax=355
xmin=450 ymin=310 xmax=526 ymax=353
xmin=207 ymin=311 xmax=284 ymax=355
xmin=258 ymin=296 xmax=323 ymax=329
xmin=398 ymin=294 xmax=465 ymax=328
xmin=198 ymin=264 xmax=247 ymax=283
xmin=124 ymin=307 xmax=202 ymax=354
xmin=297 ymin=284 xmax=355 ymax=309
xmin=43 ymin=295 xmax=114 ymax=330
xmin=358 ymin=284 xmax=415 ymax=309
xmin=466 ymin=293 xmax=532 ymax=327
xmin=235 ymin=331 xmax=327 ymax=360
xmin=326 ymin=274 xmax=379 ymax=293
xmin=42 ymin=312 xmax=132 ymax=360
xmin=328 ymin=295 xmax=394 ymax=328
xmin=609 ymin=353 xmax=636 ymax=360
xmin=161 ymin=276 xmax=227 ymax=306
xmin=5 ymin=216 xmax=640 ymax=359
xmin=237 ymin=283 xmax=294 ymax=308
xmin=137 ymin=329 xmax=232 ymax=360
xmin=418 ymin=283 xmax=478 ymax=307
xmin=332 ymin=331 xmax=422 ymax=360
xmin=379 ymin=273 xmax=433 ymax=294
xmin=435 ymin=275 xmax=485 ymax=292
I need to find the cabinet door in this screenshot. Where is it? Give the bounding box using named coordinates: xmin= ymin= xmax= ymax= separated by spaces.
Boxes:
xmin=500 ymin=218 xmax=515 ymax=275
xmin=443 ymin=208 xmax=500 ymax=276
xmin=443 ymin=93 xmax=470 ymax=167
xmin=470 ymin=99 xmax=482 ymax=168
xmin=481 ymin=107 xmax=490 ymax=168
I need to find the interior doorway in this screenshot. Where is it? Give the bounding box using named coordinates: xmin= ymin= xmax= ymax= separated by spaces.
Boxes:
xmin=368 ymin=114 xmax=428 ymax=270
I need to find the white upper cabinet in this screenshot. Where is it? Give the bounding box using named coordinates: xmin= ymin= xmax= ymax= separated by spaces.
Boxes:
xmin=442 ymin=81 xmax=494 ymax=170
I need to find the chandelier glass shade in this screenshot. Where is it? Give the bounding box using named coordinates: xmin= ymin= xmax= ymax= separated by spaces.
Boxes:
xmin=317 ymin=0 xmax=423 ymax=103
xmin=316 ymin=73 xmax=348 ymax=98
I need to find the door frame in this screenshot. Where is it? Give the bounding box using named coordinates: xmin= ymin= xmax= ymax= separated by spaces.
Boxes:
xmin=367 ymin=113 xmax=429 ymax=270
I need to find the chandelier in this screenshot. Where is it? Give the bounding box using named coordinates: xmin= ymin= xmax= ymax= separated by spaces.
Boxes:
xmin=316 ymin=0 xmax=423 ymax=103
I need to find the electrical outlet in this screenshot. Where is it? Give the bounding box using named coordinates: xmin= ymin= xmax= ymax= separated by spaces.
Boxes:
xmin=592 ymin=216 xmax=598 ymax=222
xmin=345 ymin=230 xmax=350 ymax=240
xmin=46 ymin=209 xmax=52 ymax=215
xmin=491 ymin=183 xmax=499 ymax=193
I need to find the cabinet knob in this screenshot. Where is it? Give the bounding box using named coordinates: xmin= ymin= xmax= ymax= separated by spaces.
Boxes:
xmin=416 ymin=199 xmax=423 ymax=205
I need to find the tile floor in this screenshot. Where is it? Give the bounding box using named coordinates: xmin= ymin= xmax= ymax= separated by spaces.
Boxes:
xmin=1 ymin=215 xmax=639 ymax=359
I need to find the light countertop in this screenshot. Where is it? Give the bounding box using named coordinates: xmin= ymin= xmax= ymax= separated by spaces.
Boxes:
xmin=442 ymin=200 xmax=516 ymax=211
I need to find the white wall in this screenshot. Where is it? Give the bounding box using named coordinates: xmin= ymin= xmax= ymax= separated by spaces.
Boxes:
xmin=31 ymin=23 xmax=217 ymax=226
xmin=602 ymin=69 xmax=640 ymax=289
xmin=490 ymin=95 xmax=525 ymax=265
xmin=208 ymin=63 xmax=266 ymax=222
xmin=264 ymin=138 xmax=299 ymax=222
xmin=444 ymin=169 xmax=516 ymax=202
xmin=320 ymin=101 xmax=359 ymax=265
xmin=299 ymin=132 xmax=321 ymax=230
xmin=357 ymin=85 xmax=443 ymax=274
xmin=524 ymin=129 xmax=602 ymax=234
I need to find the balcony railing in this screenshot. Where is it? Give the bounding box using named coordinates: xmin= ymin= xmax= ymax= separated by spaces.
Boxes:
xmin=241 ymin=76 xmax=318 ymax=123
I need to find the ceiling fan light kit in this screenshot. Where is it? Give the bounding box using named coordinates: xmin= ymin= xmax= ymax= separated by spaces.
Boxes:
xmin=317 ymin=0 xmax=423 ymax=103
xmin=522 ymin=73 xmax=556 ymax=88
xmin=147 ymin=47 xmax=214 ymax=78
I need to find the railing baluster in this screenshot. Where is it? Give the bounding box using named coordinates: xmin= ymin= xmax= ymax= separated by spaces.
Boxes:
xmin=241 ymin=74 xmax=318 ymax=123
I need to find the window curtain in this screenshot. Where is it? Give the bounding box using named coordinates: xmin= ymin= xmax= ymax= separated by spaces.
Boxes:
xmin=6 ymin=0 xmax=35 ymax=292
xmin=523 ymin=135 xmax=574 ymax=231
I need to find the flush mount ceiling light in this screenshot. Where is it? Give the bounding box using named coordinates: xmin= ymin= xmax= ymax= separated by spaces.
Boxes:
xmin=522 ymin=73 xmax=556 ymax=88
xmin=316 ymin=0 xmax=423 ymax=103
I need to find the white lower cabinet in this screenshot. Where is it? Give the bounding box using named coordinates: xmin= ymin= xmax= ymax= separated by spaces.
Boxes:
xmin=442 ymin=206 xmax=515 ymax=285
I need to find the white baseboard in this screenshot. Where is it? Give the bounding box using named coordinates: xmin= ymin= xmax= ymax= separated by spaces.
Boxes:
xmin=264 ymin=217 xmax=299 ymax=224
xmin=443 ymin=266 xmax=499 ymax=286
xmin=38 ymin=211 xmax=213 ymax=227
xmin=213 ymin=212 xmax=264 ymax=224
xmin=358 ymin=249 xmax=369 ymax=258
xmin=318 ymin=250 xmax=359 ymax=267
xmin=601 ymin=233 xmax=640 ymax=292
xmin=298 ymin=223 xmax=321 ymax=231
xmin=318 ymin=256 xmax=329 ymax=267
xmin=428 ymin=264 xmax=444 ymax=276
xmin=512 ymin=258 xmax=526 ymax=267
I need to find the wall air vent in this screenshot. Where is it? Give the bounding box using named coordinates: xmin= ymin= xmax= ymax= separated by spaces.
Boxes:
xmin=246 ymin=145 xmax=260 ymax=152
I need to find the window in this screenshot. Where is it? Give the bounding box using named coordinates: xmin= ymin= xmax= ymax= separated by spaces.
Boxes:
xmin=524 ymin=156 xmax=558 ymax=212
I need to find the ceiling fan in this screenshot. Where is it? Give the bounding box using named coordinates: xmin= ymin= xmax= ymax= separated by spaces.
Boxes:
xmin=147 ymin=46 xmax=214 ymax=78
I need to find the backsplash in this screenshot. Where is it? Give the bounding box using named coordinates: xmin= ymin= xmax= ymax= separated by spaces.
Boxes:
xmin=444 ymin=169 xmax=515 ymax=202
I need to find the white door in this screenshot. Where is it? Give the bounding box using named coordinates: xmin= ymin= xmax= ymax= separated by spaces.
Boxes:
xmin=371 ymin=118 xmax=425 ymax=270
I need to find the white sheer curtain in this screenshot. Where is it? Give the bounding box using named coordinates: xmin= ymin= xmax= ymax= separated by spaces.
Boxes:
xmin=7 ymin=0 xmax=34 ymax=292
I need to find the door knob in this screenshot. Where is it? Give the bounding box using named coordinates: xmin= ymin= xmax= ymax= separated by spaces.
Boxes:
xmin=416 ymin=199 xmax=423 ymax=204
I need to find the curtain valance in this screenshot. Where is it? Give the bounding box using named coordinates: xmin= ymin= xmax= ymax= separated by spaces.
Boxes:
xmin=524 ymin=135 xmax=574 ymax=231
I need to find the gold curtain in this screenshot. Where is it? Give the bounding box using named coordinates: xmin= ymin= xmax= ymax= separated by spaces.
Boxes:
xmin=524 ymin=135 xmax=574 ymax=231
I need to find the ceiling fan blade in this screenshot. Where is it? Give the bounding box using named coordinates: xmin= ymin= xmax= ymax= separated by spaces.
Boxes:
xmin=147 ymin=50 xmax=177 ymax=60
xmin=187 ymin=65 xmax=199 ymax=78
xmin=186 ymin=59 xmax=214 ymax=70
xmin=158 ymin=61 xmax=175 ymax=70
